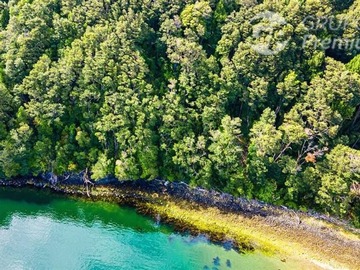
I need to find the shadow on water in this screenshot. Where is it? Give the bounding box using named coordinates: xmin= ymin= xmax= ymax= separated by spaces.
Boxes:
xmin=0 ymin=187 xmax=56 ymax=205
xmin=0 ymin=187 xmax=170 ymax=235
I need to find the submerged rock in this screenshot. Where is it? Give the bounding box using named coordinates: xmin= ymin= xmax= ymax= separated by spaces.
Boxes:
xmin=213 ymin=256 xmax=220 ymax=266
xmin=223 ymin=240 xmax=234 ymax=251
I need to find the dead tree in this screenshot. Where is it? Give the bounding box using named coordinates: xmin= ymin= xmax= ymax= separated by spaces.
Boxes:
xmin=83 ymin=168 xmax=94 ymax=197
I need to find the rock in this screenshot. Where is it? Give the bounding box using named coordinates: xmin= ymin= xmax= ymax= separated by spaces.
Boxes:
xmin=213 ymin=256 xmax=220 ymax=266
xmin=223 ymin=240 xmax=234 ymax=251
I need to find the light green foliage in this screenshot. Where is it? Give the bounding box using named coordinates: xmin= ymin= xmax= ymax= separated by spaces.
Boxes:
xmin=208 ymin=116 xmax=249 ymax=195
xmin=181 ymin=1 xmax=212 ymax=38
xmin=277 ymin=71 xmax=303 ymax=107
xmin=316 ymin=145 xmax=360 ymax=216
xmin=173 ymin=134 xmax=212 ymax=187
xmin=347 ymin=54 xmax=360 ymax=74
xmin=3 ymin=0 xmax=58 ymax=84
xmin=247 ymin=109 xmax=282 ymax=201
xmin=249 ymin=109 xmax=282 ymax=158
xmin=91 ymin=152 xmax=113 ymax=180
xmin=0 ymin=0 xmax=359 ymax=225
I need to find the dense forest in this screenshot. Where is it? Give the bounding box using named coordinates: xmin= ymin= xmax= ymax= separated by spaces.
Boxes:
xmin=0 ymin=0 xmax=359 ymax=225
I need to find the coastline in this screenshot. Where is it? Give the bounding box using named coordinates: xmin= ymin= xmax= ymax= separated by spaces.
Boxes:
xmin=0 ymin=175 xmax=359 ymax=270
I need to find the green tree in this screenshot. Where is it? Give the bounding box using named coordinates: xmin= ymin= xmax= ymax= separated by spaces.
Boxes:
xmin=208 ymin=115 xmax=249 ymax=195
xmin=316 ymin=145 xmax=360 ymax=217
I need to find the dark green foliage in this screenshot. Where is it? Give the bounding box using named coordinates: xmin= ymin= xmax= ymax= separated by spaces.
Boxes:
xmin=0 ymin=0 xmax=359 ymax=225
xmin=0 ymin=2 xmax=9 ymax=29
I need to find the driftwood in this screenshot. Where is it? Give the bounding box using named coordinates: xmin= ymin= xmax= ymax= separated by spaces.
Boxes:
xmin=83 ymin=168 xmax=94 ymax=197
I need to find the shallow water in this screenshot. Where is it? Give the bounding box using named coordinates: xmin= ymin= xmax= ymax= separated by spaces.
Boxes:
xmin=0 ymin=187 xmax=293 ymax=270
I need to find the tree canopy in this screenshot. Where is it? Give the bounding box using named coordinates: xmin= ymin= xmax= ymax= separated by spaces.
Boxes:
xmin=0 ymin=0 xmax=359 ymax=226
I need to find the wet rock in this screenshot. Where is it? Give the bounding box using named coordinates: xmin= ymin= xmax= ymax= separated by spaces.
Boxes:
xmin=95 ymin=176 xmax=118 ymax=185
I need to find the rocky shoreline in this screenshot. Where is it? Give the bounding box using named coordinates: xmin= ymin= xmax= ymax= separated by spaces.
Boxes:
xmin=1 ymin=174 xmax=360 ymax=269
xmin=0 ymin=173 xmax=356 ymax=231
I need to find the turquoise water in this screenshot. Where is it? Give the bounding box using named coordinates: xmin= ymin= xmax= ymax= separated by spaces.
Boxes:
xmin=0 ymin=188 xmax=290 ymax=270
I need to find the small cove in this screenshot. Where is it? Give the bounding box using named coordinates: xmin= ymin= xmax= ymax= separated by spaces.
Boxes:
xmin=0 ymin=188 xmax=299 ymax=270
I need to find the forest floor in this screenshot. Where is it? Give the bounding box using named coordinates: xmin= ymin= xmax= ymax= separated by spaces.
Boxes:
xmin=1 ymin=176 xmax=359 ymax=270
